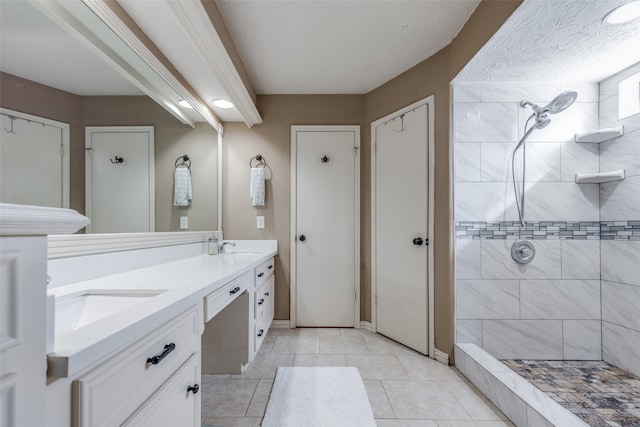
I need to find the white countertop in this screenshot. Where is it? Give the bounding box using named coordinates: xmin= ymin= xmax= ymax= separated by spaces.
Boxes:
xmin=47 ymin=242 xmax=277 ymax=378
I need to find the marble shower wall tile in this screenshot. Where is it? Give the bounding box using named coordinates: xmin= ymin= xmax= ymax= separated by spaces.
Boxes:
xmin=602 ymin=321 xmax=640 ymax=378
xmin=562 ymin=82 xmax=599 ymax=103
xmin=455 ymin=182 xmax=518 ymax=222
xmin=454 ymin=102 xmax=519 ymax=142
xmin=481 ymin=143 xmax=513 ymax=182
xmin=524 ymin=143 xmax=561 ymax=182
xmin=520 ymin=280 xmax=600 ymax=320
xmin=599 ymin=62 xmax=640 ymax=101
xmin=600 ymin=176 xmax=640 ymax=221
xmin=525 ymin=182 xmax=599 ymax=221
xmin=455 ymin=143 xmax=481 ymax=182
xmin=455 ymin=239 xmax=481 ymax=279
xmin=601 ymin=240 xmax=640 ymax=286
xmin=519 ymin=102 xmax=598 ymax=143
xmin=483 ymin=320 xmax=563 ymax=359
xmin=602 ymin=280 xmax=640 ymax=332
xmin=563 ymin=320 xmax=602 ymax=360
xmin=560 ymin=142 xmax=599 ymax=182
xmin=561 ymin=240 xmax=600 ymax=279
xmin=600 ymin=129 xmax=640 ymax=178
xmin=454 ymin=83 xmax=482 ymax=102
xmin=456 ymin=319 xmax=482 ymax=346
xmin=479 ymin=82 xmax=561 ymax=103
xmin=481 ymin=240 xmax=561 ymax=280
xmin=456 ymin=280 xmax=520 ymax=319
xmin=600 ymin=94 xmax=640 ymax=132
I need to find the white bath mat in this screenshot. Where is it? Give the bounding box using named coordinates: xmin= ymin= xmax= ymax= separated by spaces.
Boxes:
xmin=262 ymin=367 xmax=376 ymax=427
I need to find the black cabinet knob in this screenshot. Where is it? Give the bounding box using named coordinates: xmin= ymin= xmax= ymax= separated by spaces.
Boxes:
xmin=299 ymin=235 xmax=306 ymax=242
xmin=412 ymin=237 xmax=423 ymax=246
xmin=187 ymin=384 xmax=199 ymax=394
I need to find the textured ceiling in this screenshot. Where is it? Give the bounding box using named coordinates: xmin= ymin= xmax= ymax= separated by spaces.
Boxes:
xmin=215 ymin=0 xmax=481 ymax=94
xmin=456 ymin=0 xmax=640 ymax=82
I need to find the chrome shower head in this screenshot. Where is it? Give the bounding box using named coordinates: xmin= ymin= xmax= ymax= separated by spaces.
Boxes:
xmin=520 ymin=91 xmax=578 ymax=116
xmin=544 ymin=91 xmax=578 ymax=114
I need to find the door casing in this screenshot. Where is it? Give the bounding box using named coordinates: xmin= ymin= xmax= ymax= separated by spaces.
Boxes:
xmin=370 ymin=96 xmax=435 ymax=357
xmin=290 ymin=125 xmax=361 ymax=328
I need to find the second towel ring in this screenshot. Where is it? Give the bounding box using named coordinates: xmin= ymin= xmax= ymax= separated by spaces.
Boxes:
xmin=250 ymin=154 xmax=267 ymax=168
xmin=175 ymin=154 xmax=191 ymax=169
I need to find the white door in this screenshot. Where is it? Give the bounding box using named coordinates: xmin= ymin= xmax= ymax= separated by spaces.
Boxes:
xmin=0 ymin=110 xmax=69 ymax=208
xmin=292 ymin=126 xmax=360 ymax=327
xmin=373 ymin=103 xmax=431 ymax=355
xmin=85 ymin=126 xmax=154 ymax=233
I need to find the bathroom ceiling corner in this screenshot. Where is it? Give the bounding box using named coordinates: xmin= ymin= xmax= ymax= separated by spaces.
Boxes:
xmin=456 ymin=0 xmax=640 ymax=83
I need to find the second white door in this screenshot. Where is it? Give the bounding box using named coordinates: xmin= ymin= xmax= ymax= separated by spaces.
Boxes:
xmin=292 ymin=126 xmax=360 ymax=327
xmin=373 ymin=103 xmax=430 ymax=355
xmin=85 ymin=126 xmax=154 ymax=233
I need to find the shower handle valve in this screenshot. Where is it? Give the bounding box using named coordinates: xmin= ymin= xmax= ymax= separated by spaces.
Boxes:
xmin=511 ymin=240 xmax=535 ymax=264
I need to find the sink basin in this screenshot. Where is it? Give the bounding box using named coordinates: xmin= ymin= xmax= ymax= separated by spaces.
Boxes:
xmin=54 ymin=289 xmax=166 ymax=335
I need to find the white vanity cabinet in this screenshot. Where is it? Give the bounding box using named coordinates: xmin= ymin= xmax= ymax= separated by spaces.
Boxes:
xmin=253 ymin=257 xmax=275 ymax=356
xmin=73 ymin=305 xmax=201 ymax=427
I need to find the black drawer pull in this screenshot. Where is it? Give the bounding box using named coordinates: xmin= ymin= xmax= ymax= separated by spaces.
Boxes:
xmin=147 ymin=343 xmax=175 ymax=365
xmin=187 ymin=384 xmax=199 ymax=394
xmin=258 ymin=298 xmax=265 ymax=305
xmin=268 ymin=265 xmax=273 ymax=270
xmin=257 ymin=272 xmax=264 ymax=278
xmin=265 ymin=292 xmax=270 ymax=296
xmin=257 ymin=329 xmax=264 ymax=337
xmin=229 ymin=286 xmax=240 ymax=295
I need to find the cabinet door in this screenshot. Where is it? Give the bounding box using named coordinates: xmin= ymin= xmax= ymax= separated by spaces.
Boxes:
xmin=0 ymin=236 xmax=47 ymax=427
xmin=264 ymin=276 xmax=275 ymax=329
xmin=122 ymin=353 xmax=200 ymax=427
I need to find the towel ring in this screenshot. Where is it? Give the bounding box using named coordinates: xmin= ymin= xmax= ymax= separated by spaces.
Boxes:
xmin=250 ymin=154 xmax=267 ymax=168
xmin=175 ymin=154 xmax=191 ymax=169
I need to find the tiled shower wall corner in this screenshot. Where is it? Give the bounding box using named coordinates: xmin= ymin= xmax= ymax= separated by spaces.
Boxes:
xmin=453 ymin=81 xmax=603 ymax=362
xmin=599 ymin=62 xmax=640 ymax=378
xmin=453 ymin=73 xmax=640 ymax=375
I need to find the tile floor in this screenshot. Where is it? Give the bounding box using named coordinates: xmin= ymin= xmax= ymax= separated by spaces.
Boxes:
xmin=503 ymin=359 xmax=640 ymax=427
xmin=201 ymin=327 xmax=514 ymax=427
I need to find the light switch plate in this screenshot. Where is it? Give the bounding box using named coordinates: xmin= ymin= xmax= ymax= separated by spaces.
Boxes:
xmin=257 ymin=216 xmax=265 ymax=229
xmin=180 ymin=216 xmax=188 ymax=229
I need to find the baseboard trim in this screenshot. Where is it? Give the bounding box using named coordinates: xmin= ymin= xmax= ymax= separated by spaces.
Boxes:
xmin=434 ymin=348 xmax=450 ymax=366
xmin=359 ymin=321 xmax=372 ymax=331
xmin=270 ymin=320 xmax=291 ymax=329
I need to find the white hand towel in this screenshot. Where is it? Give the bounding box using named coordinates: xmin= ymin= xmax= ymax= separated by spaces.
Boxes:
xmin=174 ymin=166 xmax=192 ymax=206
xmin=250 ymin=167 xmax=265 ymax=206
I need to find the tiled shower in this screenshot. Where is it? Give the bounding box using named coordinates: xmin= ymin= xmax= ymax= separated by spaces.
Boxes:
xmin=453 ymin=62 xmax=640 ymax=378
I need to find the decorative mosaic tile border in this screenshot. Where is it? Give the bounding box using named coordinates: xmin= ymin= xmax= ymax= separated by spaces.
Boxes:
xmin=455 ymin=221 xmax=640 ymax=240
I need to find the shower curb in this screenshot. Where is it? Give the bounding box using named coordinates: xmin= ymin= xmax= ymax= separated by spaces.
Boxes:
xmin=455 ymin=343 xmax=590 ymax=427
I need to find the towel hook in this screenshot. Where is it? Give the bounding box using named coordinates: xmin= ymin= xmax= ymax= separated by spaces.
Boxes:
xmin=3 ymin=116 xmax=17 ymax=134
xmin=175 ymin=154 xmax=191 ymax=169
xmin=393 ymin=114 xmax=405 ymax=133
xmin=250 ymin=154 xmax=267 ymax=168
xmin=110 ymin=156 xmax=124 ymax=164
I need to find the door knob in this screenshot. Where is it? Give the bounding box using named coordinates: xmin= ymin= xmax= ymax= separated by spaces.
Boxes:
xmin=412 ymin=237 xmax=423 ymax=246
xmin=299 ymin=235 xmax=306 ymax=242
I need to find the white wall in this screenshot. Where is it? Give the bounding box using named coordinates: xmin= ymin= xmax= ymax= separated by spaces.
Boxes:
xmin=598 ymin=62 xmax=640 ymax=377
xmin=453 ymin=81 xmax=602 ymax=360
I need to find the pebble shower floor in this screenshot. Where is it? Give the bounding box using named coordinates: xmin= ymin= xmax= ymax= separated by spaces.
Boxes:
xmin=502 ymin=360 xmax=640 ymax=427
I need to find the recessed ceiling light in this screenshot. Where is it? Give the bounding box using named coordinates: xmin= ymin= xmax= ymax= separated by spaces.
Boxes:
xmin=604 ymin=1 xmax=640 ymax=25
xmin=212 ymin=99 xmax=234 ymax=109
xmin=178 ymin=100 xmax=193 ymax=109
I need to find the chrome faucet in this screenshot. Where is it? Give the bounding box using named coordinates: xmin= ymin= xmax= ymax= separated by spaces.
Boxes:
xmin=218 ymin=241 xmax=236 ymax=254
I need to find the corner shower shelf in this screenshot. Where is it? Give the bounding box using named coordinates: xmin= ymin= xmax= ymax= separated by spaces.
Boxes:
xmin=574 ymin=126 xmax=624 ymax=143
xmin=575 ymin=169 xmax=625 ymax=184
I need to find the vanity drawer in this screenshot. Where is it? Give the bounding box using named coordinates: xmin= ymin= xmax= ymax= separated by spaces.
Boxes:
xmin=73 ymin=305 xmax=200 ymax=427
xmin=255 ymin=257 xmax=275 ymax=285
xmin=204 ymin=271 xmax=251 ymax=322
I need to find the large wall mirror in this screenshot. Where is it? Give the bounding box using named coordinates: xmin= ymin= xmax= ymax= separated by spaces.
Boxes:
xmin=0 ymin=0 xmax=221 ymax=233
